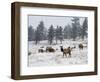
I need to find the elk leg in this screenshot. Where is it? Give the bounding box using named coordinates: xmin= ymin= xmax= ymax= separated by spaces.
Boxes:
xmin=65 ymin=54 xmax=67 ymax=58
xmin=63 ymin=53 xmax=64 ymax=57
xmin=63 ymin=52 xmax=65 ymax=57
xmin=69 ymin=52 xmax=71 ymax=57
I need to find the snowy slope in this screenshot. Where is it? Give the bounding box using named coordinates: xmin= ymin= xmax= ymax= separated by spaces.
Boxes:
xmin=28 ymin=39 xmax=88 ymax=67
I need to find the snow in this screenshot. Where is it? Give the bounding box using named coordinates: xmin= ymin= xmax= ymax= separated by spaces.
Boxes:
xmin=28 ymin=39 xmax=88 ymax=67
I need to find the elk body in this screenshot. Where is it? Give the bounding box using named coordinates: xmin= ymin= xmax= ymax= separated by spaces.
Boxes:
xmin=79 ymin=43 xmax=83 ymax=50
xmin=60 ymin=46 xmax=72 ymax=57
xmin=38 ymin=49 xmax=44 ymax=53
xmin=46 ymin=47 xmax=55 ymax=52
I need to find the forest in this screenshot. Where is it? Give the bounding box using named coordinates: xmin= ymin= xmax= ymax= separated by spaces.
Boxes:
xmin=28 ymin=17 xmax=88 ymax=44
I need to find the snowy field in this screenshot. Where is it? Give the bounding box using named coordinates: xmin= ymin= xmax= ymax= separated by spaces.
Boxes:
xmin=28 ymin=39 xmax=88 ymax=67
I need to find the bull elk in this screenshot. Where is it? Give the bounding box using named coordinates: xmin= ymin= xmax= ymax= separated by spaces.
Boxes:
xmin=60 ymin=46 xmax=72 ymax=57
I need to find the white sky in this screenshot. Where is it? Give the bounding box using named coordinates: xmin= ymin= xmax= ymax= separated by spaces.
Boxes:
xmin=28 ymin=15 xmax=86 ymax=29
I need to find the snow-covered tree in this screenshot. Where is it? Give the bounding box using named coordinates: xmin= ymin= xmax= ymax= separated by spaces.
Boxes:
xmin=28 ymin=25 xmax=35 ymax=41
xmin=55 ymin=26 xmax=59 ymax=44
xmin=34 ymin=27 xmax=41 ymax=44
xmin=43 ymin=28 xmax=48 ymax=40
xmin=58 ymin=26 xmax=63 ymax=44
xmin=37 ymin=21 xmax=46 ymax=40
xmin=71 ymin=17 xmax=81 ymax=40
xmin=63 ymin=24 xmax=72 ymax=39
xmin=48 ymin=25 xmax=55 ymax=45
xmin=81 ymin=18 xmax=88 ymax=39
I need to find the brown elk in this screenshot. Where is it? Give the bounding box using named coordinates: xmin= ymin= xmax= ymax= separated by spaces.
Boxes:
xmin=79 ymin=43 xmax=83 ymax=50
xmin=46 ymin=47 xmax=55 ymax=52
xmin=38 ymin=49 xmax=44 ymax=53
xmin=60 ymin=46 xmax=72 ymax=57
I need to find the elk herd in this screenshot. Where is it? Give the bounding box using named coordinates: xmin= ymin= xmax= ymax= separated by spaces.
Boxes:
xmin=37 ymin=43 xmax=86 ymax=58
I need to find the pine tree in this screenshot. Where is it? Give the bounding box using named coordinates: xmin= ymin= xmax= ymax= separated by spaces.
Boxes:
xmin=55 ymin=26 xmax=59 ymax=44
xmin=81 ymin=18 xmax=88 ymax=39
xmin=63 ymin=24 xmax=72 ymax=39
xmin=28 ymin=25 xmax=35 ymax=41
xmin=34 ymin=21 xmax=47 ymax=44
xmin=58 ymin=26 xmax=63 ymax=44
xmin=71 ymin=17 xmax=81 ymax=41
xmin=34 ymin=26 xmax=41 ymax=44
xmin=48 ymin=25 xmax=55 ymax=45
xmin=37 ymin=21 xmax=46 ymax=40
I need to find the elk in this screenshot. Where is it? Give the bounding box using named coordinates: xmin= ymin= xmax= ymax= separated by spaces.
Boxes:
xmin=60 ymin=46 xmax=72 ymax=57
xmin=79 ymin=43 xmax=83 ymax=50
xmin=38 ymin=49 xmax=44 ymax=53
xmin=46 ymin=47 xmax=55 ymax=52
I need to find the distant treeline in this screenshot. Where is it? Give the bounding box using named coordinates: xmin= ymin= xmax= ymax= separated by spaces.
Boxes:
xmin=28 ymin=17 xmax=88 ymax=45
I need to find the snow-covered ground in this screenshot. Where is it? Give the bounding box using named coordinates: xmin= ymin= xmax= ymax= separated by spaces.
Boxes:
xmin=28 ymin=39 xmax=88 ymax=67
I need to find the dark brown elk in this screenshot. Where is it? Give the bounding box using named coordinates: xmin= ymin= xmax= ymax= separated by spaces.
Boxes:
xmin=46 ymin=47 xmax=55 ymax=52
xmin=79 ymin=43 xmax=83 ymax=50
xmin=38 ymin=49 xmax=44 ymax=53
xmin=60 ymin=46 xmax=72 ymax=57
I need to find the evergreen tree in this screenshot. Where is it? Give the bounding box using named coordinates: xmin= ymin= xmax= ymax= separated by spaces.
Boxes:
xmin=71 ymin=17 xmax=81 ymax=40
xmin=55 ymin=26 xmax=59 ymax=44
xmin=37 ymin=21 xmax=46 ymax=40
xmin=28 ymin=25 xmax=35 ymax=41
xmin=63 ymin=24 xmax=72 ymax=39
xmin=58 ymin=26 xmax=63 ymax=44
xmin=43 ymin=28 xmax=48 ymax=40
xmin=81 ymin=18 xmax=88 ymax=39
xmin=34 ymin=26 xmax=41 ymax=44
xmin=48 ymin=25 xmax=55 ymax=45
